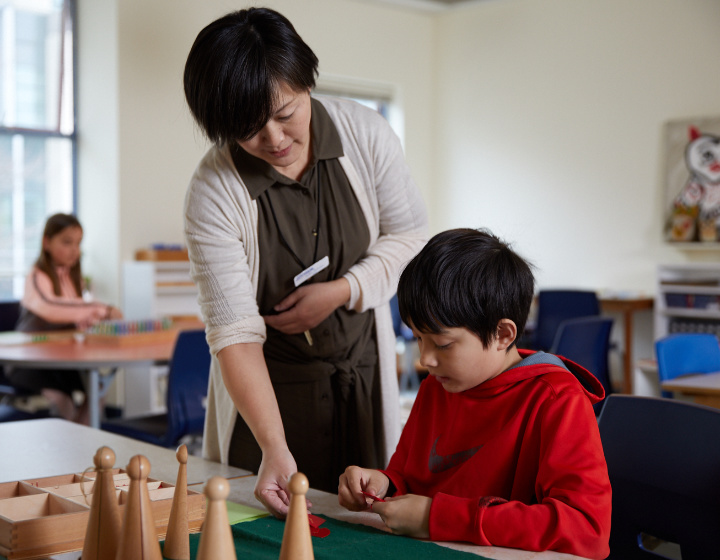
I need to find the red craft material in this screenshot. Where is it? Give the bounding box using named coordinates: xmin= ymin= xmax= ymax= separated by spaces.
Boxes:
xmin=308 ymin=513 xmax=330 ymax=538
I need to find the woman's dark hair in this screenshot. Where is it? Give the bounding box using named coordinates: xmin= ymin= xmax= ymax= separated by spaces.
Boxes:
xmin=36 ymin=213 xmax=84 ymax=297
xmin=397 ymin=228 xmax=535 ymax=349
xmin=183 ymin=7 xmax=319 ymax=145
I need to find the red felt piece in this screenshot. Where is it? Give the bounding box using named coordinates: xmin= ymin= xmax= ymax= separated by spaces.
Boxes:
xmin=308 ymin=513 xmax=330 ymax=537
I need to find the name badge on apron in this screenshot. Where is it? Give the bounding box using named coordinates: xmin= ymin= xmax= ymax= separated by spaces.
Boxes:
xmin=294 ymin=255 xmax=330 ymax=287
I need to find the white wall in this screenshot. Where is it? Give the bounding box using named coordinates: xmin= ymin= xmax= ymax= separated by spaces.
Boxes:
xmin=77 ymin=0 xmax=435 ymax=304
xmin=78 ymin=0 xmax=720 ymax=307
xmin=435 ymin=0 xmax=720 ymax=293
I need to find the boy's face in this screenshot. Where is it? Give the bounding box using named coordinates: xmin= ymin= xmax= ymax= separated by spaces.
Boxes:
xmin=411 ymin=321 xmax=520 ymax=393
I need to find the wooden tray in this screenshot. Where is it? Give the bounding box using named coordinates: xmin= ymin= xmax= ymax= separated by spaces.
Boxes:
xmin=0 ymin=469 xmax=204 ymax=560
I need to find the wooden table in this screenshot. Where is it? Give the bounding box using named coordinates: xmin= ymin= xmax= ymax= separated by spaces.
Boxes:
xmin=661 ymin=371 xmax=720 ymax=409
xmin=0 ymin=322 xmax=202 ymax=428
xmin=600 ymin=296 xmax=654 ymax=394
xmin=0 ymin=419 xmax=590 ymax=560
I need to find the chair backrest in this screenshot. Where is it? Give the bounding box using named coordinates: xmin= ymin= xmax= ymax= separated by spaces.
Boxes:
xmin=550 ymin=316 xmax=614 ymax=402
xmin=533 ymin=290 xmax=600 ymax=351
xmin=0 ymin=301 xmax=20 ymax=332
xmin=598 ymin=395 xmax=720 ymax=559
xmin=164 ymin=329 xmax=211 ymax=444
xmin=655 ymin=333 xmax=720 ymax=398
xmin=389 ymin=294 xmax=414 ymax=341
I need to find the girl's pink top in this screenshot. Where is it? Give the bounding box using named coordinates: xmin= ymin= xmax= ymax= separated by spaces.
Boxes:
xmin=21 ymin=266 xmax=107 ymax=327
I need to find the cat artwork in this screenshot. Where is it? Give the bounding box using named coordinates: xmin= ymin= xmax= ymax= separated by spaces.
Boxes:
xmin=667 ymin=126 xmax=720 ymax=242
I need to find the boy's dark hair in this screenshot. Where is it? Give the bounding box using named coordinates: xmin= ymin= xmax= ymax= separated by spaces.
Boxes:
xmin=183 ymin=7 xmax=319 ymax=145
xmin=397 ymin=228 xmax=535 ymax=348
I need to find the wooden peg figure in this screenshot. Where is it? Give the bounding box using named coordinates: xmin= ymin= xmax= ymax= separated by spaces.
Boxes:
xmin=82 ymin=446 xmax=122 ymax=560
xmin=163 ymin=444 xmax=190 ymax=560
xmin=279 ymin=472 xmax=314 ymax=560
xmin=196 ymin=476 xmax=237 ymax=560
xmin=115 ymin=454 xmax=163 ymax=560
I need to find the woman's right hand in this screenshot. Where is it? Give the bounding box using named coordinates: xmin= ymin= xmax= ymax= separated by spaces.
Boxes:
xmin=254 ymin=445 xmax=300 ymax=518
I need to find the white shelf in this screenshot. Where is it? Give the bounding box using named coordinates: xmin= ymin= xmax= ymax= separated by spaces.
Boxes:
xmin=660 ymin=308 xmax=720 ymax=320
xmin=120 ymin=258 xmax=201 ymax=418
xmin=122 ymin=260 xmax=200 ymax=320
xmin=656 ymin=264 xmax=720 ymax=340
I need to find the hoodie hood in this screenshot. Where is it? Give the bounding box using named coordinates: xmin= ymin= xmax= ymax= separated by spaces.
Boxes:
xmin=466 ymin=349 xmax=606 ymax=405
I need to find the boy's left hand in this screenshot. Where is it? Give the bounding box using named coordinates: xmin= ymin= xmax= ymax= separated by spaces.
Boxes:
xmin=372 ymin=494 xmax=432 ymax=539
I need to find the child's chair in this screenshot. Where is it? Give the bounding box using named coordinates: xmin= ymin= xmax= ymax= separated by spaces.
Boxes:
xmin=655 ymin=333 xmax=720 ymax=398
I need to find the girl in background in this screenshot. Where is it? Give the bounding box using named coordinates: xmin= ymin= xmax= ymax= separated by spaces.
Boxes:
xmin=8 ymin=213 xmax=123 ymax=423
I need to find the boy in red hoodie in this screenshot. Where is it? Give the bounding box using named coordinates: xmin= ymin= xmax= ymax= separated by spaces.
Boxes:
xmin=338 ymin=228 xmax=611 ymax=559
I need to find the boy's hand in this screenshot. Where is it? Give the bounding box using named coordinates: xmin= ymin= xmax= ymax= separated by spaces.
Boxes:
xmin=338 ymin=466 xmax=389 ymax=511
xmin=372 ymin=494 xmax=432 ymax=539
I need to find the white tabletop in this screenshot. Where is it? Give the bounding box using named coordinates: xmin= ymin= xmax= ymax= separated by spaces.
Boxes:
xmin=661 ymin=370 xmax=720 ymax=393
xmin=0 ymin=418 xmax=249 ymax=485
xmin=191 ymin=475 xmax=589 ymax=560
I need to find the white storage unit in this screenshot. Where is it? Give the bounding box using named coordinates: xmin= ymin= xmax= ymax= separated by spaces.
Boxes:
xmin=121 ymin=364 xmax=169 ymax=418
xmin=118 ymin=254 xmax=201 ymax=418
xmin=655 ymin=263 xmax=720 ymax=340
xmin=122 ymin=260 xmax=200 ymax=321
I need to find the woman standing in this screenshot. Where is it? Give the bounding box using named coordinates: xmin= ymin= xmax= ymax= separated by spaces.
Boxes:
xmin=183 ymin=7 xmax=427 ymax=517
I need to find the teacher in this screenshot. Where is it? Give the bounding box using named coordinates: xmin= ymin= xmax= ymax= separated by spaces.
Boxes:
xmin=182 ymin=7 xmax=428 ymax=517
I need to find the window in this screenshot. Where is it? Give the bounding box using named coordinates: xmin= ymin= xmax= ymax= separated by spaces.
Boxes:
xmin=0 ymin=0 xmax=75 ymax=299
xmin=315 ymin=74 xmax=402 ymax=144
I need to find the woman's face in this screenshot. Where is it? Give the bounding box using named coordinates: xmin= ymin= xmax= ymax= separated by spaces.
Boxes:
xmin=238 ymin=82 xmax=312 ymax=181
xmin=43 ymin=225 xmax=83 ymax=268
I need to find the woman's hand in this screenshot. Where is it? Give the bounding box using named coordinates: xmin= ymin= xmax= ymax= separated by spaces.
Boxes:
xmin=264 ymin=278 xmax=350 ymax=334
xmin=338 ymin=466 xmax=390 ymax=512
xmin=254 ymin=445 xmax=311 ymax=518
xmin=372 ymin=494 xmax=432 ymax=539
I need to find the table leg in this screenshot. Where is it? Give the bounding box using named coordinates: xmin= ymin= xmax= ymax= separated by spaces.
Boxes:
xmin=87 ymin=369 xmax=100 ymax=429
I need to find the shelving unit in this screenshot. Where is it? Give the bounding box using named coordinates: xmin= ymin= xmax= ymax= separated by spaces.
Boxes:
xmin=655 ymin=263 xmax=720 ymax=340
xmin=118 ymin=250 xmax=201 ymax=418
xmin=122 ymin=259 xmax=200 ymax=321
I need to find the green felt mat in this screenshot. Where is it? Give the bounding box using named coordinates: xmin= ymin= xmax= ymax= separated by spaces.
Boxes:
xmin=175 ymin=514 xmax=489 ymax=560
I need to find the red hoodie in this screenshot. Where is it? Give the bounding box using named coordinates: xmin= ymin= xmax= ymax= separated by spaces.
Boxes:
xmin=382 ymin=351 xmax=611 ymax=560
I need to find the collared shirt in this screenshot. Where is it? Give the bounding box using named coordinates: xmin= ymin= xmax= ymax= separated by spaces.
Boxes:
xmin=230 ymin=98 xmax=372 ymax=361
xmin=228 ymin=98 xmax=383 ymax=491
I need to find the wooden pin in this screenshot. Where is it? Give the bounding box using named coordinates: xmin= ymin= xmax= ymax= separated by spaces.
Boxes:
xmin=163 ymin=444 xmax=190 ymax=560
xmin=196 ymin=476 xmax=237 ymax=560
xmin=279 ymin=472 xmax=314 ymax=560
xmin=115 ymin=455 xmax=163 ymax=560
xmin=81 ymin=446 xmax=122 ymax=560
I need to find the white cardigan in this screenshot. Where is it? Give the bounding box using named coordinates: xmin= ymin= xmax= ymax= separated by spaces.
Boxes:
xmin=184 ymin=96 xmax=428 ymax=465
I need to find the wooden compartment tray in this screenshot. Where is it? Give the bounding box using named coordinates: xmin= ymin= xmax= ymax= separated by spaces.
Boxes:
xmin=0 ymin=469 xmax=205 ymax=560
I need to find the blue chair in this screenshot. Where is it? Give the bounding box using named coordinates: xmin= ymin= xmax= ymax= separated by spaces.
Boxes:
xmin=655 ymin=333 xmax=720 ymax=398
xmin=102 ymin=329 xmax=211 ymax=448
xmin=391 ymin=295 xmax=421 ymax=392
xmin=520 ymin=290 xmax=600 ymax=351
xmin=598 ymin=394 xmax=720 ymax=559
xmin=550 ymin=316 xmax=614 ymax=414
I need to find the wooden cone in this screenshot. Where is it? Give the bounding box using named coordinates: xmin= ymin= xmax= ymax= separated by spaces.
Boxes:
xmin=115 ymin=455 xmax=163 ymax=560
xmin=82 ymin=446 xmax=122 ymax=560
xmin=163 ymin=444 xmax=190 ymax=560
xmin=279 ymin=472 xmax=314 ymax=560
xmin=196 ymin=476 xmax=236 ymax=560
